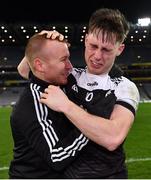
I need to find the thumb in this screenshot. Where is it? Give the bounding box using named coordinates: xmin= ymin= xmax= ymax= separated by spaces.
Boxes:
xmin=39 ymin=98 xmax=46 ymax=104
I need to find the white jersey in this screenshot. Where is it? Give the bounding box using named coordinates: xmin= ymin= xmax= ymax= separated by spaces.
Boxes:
xmin=63 ymin=67 xmax=140 ymax=178
xmin=67 ymin=67 xmax=140 ymax=116
xmin=65 ymin=69 xmax=139 ymax=179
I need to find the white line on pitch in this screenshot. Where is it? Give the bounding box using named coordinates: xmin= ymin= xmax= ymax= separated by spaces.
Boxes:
xmin=0 ymin=166 xmax=9 ymax=171
xmin=126 ymin=157 xmax=151 ymax=163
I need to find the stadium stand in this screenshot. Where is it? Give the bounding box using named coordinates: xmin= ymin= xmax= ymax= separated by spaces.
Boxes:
xmin=0 ymin=87 xmax=24 ymax=106
xmin=0 ymin=22 xmax=151 ymax=106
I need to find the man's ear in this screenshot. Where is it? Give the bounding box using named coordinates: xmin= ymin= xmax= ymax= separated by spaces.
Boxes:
xmin=84 ymin=34 xmax=88 ymax=46
xmin=33 ymin=58 xmax=44 ymax=72
xmin=117 ymin=44 xmax=125 ymax=56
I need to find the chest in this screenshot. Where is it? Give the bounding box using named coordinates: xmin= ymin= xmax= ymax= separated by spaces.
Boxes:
xmin=65 ymin=77 xmax=116 ymax=118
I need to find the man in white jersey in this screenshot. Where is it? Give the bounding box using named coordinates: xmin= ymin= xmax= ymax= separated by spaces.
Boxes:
xmin=40 ymin=8 xmax=140 ymax=178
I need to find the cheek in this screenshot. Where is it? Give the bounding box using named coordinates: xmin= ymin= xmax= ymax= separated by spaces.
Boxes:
xmin=85 ymin=49 xmax=93 ymax=60
xmin=55 ymin=64 xmax=65 ymax=74
xmin=45 ymin=64 xmax=57 ymax=76
xmin=104 ymin=53 xmax=116 ymax=61
xmin=102 ymin=56 xmax=114 ymax=69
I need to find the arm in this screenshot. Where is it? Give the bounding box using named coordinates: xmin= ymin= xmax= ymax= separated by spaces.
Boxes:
xmin=40 ymin=85 xmax=136 ymax=151
xmin=61 ymin=101 xmax=134 ymax=151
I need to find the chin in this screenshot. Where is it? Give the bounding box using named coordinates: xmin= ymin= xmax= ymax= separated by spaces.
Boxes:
xmin=60 ymin=79 xmax=68 ymax=85
xmin=88 ymin=69 xmax=100 ymax=75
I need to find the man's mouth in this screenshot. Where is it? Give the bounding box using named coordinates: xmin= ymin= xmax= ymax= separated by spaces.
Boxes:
xmin=91 ymin=60 xmax=103 ymax=68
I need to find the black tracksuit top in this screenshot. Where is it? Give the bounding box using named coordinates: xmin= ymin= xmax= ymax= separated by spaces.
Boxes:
xmin=9 ymin=74 xmax=88 ymax=179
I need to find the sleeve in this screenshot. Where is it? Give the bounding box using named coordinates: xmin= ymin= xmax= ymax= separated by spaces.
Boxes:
xmin=115 ymin=77 xmax=140 ymax=115
xmin=16 ymin=84 xmax=88 ymax=171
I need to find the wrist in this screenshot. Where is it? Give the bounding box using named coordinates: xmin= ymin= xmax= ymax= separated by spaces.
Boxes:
xmin=61 ymin=99 xmax=73 ymax=114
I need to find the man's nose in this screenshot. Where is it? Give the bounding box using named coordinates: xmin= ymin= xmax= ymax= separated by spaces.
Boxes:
xmin=94 ymin=49 xmax=102 ymax=60
xmin=66 ymin=60 xmax=73 ymax=69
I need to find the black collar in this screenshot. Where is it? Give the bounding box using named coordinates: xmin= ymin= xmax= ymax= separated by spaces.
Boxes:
xmin=29 ymin=72 xmax=65 ymax=92
xmin=29 ymin=72 xmax=51 ymax=92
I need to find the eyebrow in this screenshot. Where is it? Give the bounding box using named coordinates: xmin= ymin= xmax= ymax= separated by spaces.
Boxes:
xmin=60 ymin=55 xmax=69 ymax=60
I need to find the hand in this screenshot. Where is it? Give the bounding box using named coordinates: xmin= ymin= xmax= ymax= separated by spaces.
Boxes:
xmin=39 ymin=30 xmax=64 ymax=41
xmin=40 ymin=85 xmax=69 ymax=112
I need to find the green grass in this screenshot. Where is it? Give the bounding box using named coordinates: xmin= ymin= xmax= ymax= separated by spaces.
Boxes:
xmin=0 ymin=106 xmax=13 ymax=179
xmin=124 ymin=102 xmax=151 ymax=178
xmin=0 ymin=103 xmax=151 ymax=178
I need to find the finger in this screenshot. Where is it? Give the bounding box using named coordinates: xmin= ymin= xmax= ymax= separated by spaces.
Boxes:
xmin=48 ymin=85 xmax=53 ymax=88
xmin=51 ymin=31 xmax=60 ymax=39
xmin=44 ymin=88 xmax=49 ymax=93
xmin=58 ymin=34 xmax=64 ymax=41
xmin=38 ymin=30 xmax=48 ymax=35
xmin=46 ymin=32 xmax=54 ymax=38
xmin=39 ymin=98 xmax=46 ymax=104
xmin=39 ymin=30 xmax=54 ymax=38
xmin=40 ymin=93 xmax=48 ymax=99
xmin=48 ymin=85 xmax=59 ymax=90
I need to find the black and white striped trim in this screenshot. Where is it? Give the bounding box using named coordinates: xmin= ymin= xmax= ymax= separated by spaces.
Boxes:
xmin=30 ymin=83 xmax=89 ymax=162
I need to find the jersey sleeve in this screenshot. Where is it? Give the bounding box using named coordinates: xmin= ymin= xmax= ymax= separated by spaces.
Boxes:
xmin=115 ymin=77 xmax=140 ymax=115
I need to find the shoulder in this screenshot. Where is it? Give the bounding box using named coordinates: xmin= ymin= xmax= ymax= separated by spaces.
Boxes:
xmin=68 ymin=68 xmax=86 ymax=84
xmin=71 ymin=67 xmax=86 ymax=76
xmin=117 ymin=76 xmax=138 ymax=92
xmin=109 ymin=64 xmax=124 ymax=78
xmin=115 ymin=76 xmax=140 ymax=111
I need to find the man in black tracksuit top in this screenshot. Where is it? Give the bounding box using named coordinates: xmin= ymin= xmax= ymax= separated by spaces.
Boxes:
xmin=9 ymin=74 xmax=88 ymax=178
xmin=9 ymin=34 xmax=89 ymax=178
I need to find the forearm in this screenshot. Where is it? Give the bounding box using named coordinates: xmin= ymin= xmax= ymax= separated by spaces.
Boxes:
xmin=62 ymin=100 xmax=118 ymax=150
xmin=40 ymin=85 xmax=134 ymax=151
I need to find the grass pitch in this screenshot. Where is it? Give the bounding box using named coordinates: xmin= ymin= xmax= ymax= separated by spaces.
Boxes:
xmin=0 ymin=103 xmax=151 ymax=178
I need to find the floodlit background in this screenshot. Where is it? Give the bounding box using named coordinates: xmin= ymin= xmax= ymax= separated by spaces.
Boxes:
xmin=0 ymin=0 xmax=151 ymax=178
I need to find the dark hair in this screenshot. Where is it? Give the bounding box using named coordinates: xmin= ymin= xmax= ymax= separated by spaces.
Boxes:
xmin=88 ymin=8 xmax=130 ymax=43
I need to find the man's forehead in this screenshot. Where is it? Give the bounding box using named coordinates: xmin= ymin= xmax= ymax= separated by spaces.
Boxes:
xmin=88 ymin=32 xmax=117 ymax=46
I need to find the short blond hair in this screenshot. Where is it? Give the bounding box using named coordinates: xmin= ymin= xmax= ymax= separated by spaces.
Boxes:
xmin=25 ymin=33 xmax=68 ymax=68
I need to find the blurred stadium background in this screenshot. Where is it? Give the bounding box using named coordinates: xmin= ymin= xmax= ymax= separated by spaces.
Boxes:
xmin=0 ymin=22 xmax=151 ymax=105
xmin=0 ymin=0 xmax=151 ymax=178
